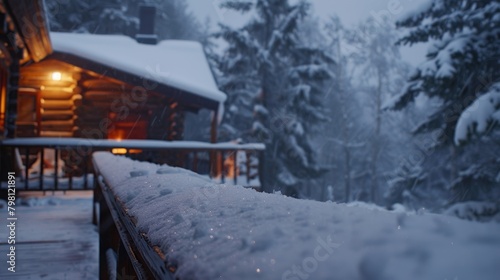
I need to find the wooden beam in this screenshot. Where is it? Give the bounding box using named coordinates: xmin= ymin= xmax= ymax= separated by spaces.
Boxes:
xmin=210 ymin=108 xmax=218 ymax=178
xmin=5 ymin=54 xmax=19 ymax=138
xmin=210 ymin=108 xmax=218 ymax=144
xmin=4 ymin=0 xmax=52 ymax=62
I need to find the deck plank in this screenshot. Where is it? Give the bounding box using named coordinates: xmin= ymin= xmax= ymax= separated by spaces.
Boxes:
xmin=0 ymin=192 xmax=98 ymax=279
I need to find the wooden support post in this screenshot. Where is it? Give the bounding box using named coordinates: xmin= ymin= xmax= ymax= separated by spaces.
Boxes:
xmin=193 ymin=152 xmax=198 ymax=173
xmin=117 ymin=241 xmax=135 ymax=278
xmin=92 ymin=175 xmax=99 ymax=226
xmin=259 ymin=151 xmax=265 ymax=191
xmin=36 ymin=91 xmax=42 ymax=136
xmin=39 ymin=148 xmax=44 ymax=190
xmin=24 ymin=148 xmax=29 ymax=189
xmin=54 ymin=149 xmax=59 ymax=190
xmin=233 ymin=151 xmax=237 ymax=185
xmin=4 ymin=58 xmax=19 ymax=139
xmin=209 ymin=108 xmax=218 ymax=178
xmin=0 ymin=146 xmax=3 ymax=181
xmin=99 ymin=190 xmax=111 ymax=280
xmin=246 ymin=151 xmax=251 ymax=185
xmin=220 ymin=151 xmax=225 ymax=184
xmin=210 ymin=109 xmax=218 ymax=144
xmin=176 ymin=150 xmax=183 ymax=168
xmin=83 ymin=154 xmax=89 ymax=189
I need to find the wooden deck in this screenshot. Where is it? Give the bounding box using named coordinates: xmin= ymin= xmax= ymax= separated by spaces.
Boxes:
xmin=0 ymin=191 xmax=98 ymax=279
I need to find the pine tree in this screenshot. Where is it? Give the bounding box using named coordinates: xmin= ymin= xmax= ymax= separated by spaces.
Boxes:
xmin=322 ymin=15 xmax=360 ymax=202
xmin=46 ymin=0 xmax=138 ymax=35
xmin=216 ymin=0 xmax=334 ymax=196
xmin=389 ymin=0 xmax=500 ymax=206
xmin=155 ymin=0 xmax=203 ymax=40
xmin=392 ymin=0 xmax=500 ymax=143
xmin=347 ymin=18 xmax=411 ymax=203
xmin=321 ymin=16 xmax=411 ymax=203
xmin=46 ymin=0 xmax=203 ymax=40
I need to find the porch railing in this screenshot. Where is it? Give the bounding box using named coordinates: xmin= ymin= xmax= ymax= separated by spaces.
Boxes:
xmin=0 ymin=137 xmax=265 ymax=191
xmin=93 ymin=154 xmax=175 ymax=279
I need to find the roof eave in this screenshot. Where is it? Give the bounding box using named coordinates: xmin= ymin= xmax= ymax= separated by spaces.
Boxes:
xmin=4 ymin=0 xmax=52 ymax=62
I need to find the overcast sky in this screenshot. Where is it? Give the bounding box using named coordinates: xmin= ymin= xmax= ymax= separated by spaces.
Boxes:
xmin=185 ymin=0 xmax=428 ymax=66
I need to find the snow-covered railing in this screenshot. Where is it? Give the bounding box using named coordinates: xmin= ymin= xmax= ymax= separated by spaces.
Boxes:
xmin=92 ymin=152 xmax=500 ymax=280
xmin=93 ymin=154 xmax=174 ymax=279
xmin=0 ymin=137 xmax=265 ymax=191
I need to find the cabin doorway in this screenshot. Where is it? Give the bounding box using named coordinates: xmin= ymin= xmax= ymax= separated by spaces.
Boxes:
xmin=16 ymin=88 xmax=39 ymax=137
xmin=107 ymin=112 xmax=148 ymax=140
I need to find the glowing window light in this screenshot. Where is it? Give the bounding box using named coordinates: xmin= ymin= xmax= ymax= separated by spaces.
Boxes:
xmin=112 ymin=148 xmax=127 ymax=154
xmin=51 ymin=72 xmax=62 ymax=81
xmin=111 ymin=148 xmax=142 ymax=155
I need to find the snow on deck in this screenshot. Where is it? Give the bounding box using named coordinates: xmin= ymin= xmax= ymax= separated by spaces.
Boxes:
xmin=93 ymin=152 xmax=500 ymax=280
xmin=0 ymin=191 xmax=98 ymax=279
xmin=50 ymin=32 xmax=226 ymax=103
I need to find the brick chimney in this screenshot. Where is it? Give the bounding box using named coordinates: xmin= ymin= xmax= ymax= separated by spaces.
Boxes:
xmin=135 ymin=5 xmax=158 ymax=45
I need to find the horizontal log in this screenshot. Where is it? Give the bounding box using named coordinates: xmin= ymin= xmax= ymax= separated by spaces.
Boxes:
xmin=82 ymin=79 xmax=131 ymax=91
xmin=40 ymin=131 xmax=74 ymax=137
xmin=41 ymin=113 xmax=75 ymax=121
xmin=41 ymin=91 xmax=76 ymax=100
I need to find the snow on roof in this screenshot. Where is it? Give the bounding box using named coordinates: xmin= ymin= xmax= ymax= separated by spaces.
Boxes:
xmin=93 ymin=152 xmax=500 ymax=280
xmin=50 ymin=32 xmax=226 ymax=103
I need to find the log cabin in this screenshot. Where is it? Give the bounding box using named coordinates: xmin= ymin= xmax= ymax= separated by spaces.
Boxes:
xmin=0 ymin=0 xmax=264 ymax=191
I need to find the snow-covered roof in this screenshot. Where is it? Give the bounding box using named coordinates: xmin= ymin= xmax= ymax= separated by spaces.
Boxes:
xmin=50 ymin=32 xmax=226 ymax=104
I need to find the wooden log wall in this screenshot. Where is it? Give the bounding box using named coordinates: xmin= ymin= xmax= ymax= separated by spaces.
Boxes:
xmin=77 ymin=75 xmax=184 ymax=142
xmin=19 ymin=59 xmax=80 ymax=138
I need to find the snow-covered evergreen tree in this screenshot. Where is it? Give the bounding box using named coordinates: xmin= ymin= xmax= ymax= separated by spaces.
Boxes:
xmin=389 ymin=0 xmax=500 ymax=207
xmin=155 ymin=0 xmax=203 ymax=40
xmin=346 ymin=17 xmax=411 ymax=203
xmin=46 ymin=0 xmax=138 ymax=35
xmin=392 ymin=0 xmax=500 ymax=139
xmin=124 ymin=0 xmax=204 ymax=40
xmin=321 ymin=15 xmax=364 ymax=202
xmin=319 ymin=15 xmax=412 ymax=203
xmin=215 ymin=22 xmax=262 ymax=141
xmin=216 ymin=0 xmax=334 ymax=196
xmin=46 ymin=0 xmax=203 ymax=40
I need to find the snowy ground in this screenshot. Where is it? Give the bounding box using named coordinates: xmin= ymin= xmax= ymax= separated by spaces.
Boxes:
xmin=0 ymin=191 xmax=98 ymax=279
xmin=93 ymin=152 xmax=500 ymax=280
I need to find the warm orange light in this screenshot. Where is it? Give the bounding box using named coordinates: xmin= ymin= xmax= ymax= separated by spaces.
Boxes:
xmin=111 ymin=148 xmax=142 ymax=155
xmin=224 ymin=154 xmax=239 ymax=179
xmin=112 ymin=148 xmax=127 ymax=154
xmin=51 ymin=72 xmax=62 ymax=81
xmin=108 ymin=129 xmax=126 ymax=141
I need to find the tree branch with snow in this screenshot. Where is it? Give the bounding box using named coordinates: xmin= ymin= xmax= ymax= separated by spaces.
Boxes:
xmin=455 ymin=83 xmax=500 ymax=145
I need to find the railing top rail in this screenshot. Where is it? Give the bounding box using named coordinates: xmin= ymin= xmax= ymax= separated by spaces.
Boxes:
xmin=93 ymin=156 xmax=174 ymax=279
xmin=0 ymin=137 xmax=266 ymax=151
